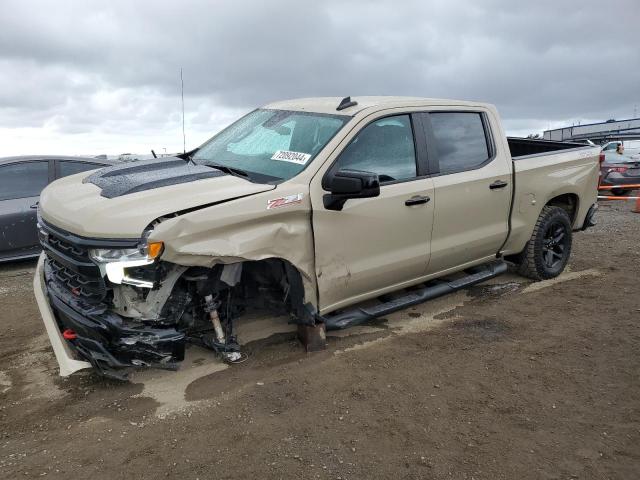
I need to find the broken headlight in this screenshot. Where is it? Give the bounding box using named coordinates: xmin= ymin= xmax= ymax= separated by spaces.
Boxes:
xmin=89 ymin=242 xmax=163 ymax=288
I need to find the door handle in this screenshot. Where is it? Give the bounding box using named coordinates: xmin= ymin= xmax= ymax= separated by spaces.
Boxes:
xmin=489 ymin=180 xmax=508 ymax=190
xmin=30 ymin=202 xmax=39 ymax=209
xmin=405 ymin=195 xmax=430 ymax=206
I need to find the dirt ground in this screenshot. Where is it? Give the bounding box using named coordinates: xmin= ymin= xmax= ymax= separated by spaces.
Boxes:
xmin=1 ymin=202 xmax=639 ymax=480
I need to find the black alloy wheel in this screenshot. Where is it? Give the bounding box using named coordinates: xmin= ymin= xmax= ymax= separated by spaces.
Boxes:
xmin=541 ymin=221 xmax=568 ymax=270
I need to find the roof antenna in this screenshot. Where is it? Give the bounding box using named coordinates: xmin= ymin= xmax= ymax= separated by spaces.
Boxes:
xmin=180 ymin=68 xmax=186 ymax=154
xmin=337 ymin=96 xmax=357 ymax=111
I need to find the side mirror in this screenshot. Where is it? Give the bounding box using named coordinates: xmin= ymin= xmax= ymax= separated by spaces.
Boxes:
xmin=323 ymin=169 xmax=380 ymax=211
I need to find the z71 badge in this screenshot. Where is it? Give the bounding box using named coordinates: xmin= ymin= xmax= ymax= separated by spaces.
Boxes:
xmin=267 ymin=193 xmax=304 ymax=209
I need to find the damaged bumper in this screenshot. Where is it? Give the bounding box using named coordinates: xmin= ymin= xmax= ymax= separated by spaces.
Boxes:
xmin=34 ymin=254 xmax=185 ymax=379
xmin=34 ymin=254 xmax=91 ymax=376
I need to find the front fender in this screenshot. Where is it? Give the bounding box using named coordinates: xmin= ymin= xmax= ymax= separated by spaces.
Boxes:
xmin=148 ymin=185 xmax=317 ymax=306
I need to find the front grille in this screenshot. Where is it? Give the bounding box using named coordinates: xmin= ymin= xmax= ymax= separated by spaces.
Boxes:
xmin=40 ymin=224 xmax=107 ymax=303
xmin=47 ymin=234 xmax=88 ymax=262
xmin=46 ymin=258 xmax=107 ymax=302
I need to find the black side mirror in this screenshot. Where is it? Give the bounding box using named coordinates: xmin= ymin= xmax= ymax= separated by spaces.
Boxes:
xmin=323 ymin=169 xmax=380 ymax=211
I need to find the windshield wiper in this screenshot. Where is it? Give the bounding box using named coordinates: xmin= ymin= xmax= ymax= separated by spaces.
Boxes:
xmin=204 ymin=163 xmax=250 ymax=178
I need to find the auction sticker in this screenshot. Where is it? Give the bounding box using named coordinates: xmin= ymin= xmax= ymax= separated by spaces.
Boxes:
xmin=271 ymin=150 xmax=311 ymax=165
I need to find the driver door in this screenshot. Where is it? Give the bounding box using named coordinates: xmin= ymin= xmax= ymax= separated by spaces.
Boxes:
xmin=310 ymin=113 xmax=435 ymax=313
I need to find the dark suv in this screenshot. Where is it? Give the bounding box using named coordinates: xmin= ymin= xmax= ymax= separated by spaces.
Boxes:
xmin=600 ymin=150 xmax=640 ymax=196
xmin=0 ymin=155 xmax=117 ymax=262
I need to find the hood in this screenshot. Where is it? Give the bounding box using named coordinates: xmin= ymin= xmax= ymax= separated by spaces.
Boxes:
xmin=83 ymin=157 xmax=229 ymax=198
xmin=39 ymin=159 xmax=275 ymax=238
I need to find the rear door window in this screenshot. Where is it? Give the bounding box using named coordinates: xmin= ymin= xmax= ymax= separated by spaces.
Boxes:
xmin=58 ymin=160 xmax=103 ymax=178
xmin=429 ymin=112 xmax=491 ymax=174
xmin=0 ymin=161 xmax=49 ymax=201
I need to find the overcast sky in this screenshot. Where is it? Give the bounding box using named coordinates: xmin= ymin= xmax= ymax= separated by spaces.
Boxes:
xmin=0 ymin=0 xmax=638 ymax=156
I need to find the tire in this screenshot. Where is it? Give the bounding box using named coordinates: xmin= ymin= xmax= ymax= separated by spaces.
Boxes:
xmin=515 ymin=206 xmax=572 ymax=280
xmin=611 ymin=188 xmax=630 ymax=196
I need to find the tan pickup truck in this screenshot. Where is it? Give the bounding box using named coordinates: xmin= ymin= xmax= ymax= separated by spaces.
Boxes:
xmin=34 ymin=96 xmax=599 ymax=378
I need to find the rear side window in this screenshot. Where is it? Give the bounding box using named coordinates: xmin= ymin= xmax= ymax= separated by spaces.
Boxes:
xmin=0 ymin=161 xmax=49 ymax=201
xmin=430 ymin=112 xmax=490 ymax=174
xmin=59 ymin=161 xmax=103 ymax=178
xmin=333 ymin=115 xmax=417 ymax=183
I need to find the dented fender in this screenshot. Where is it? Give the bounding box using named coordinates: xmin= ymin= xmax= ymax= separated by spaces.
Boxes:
xmin=148 ymin=183 xmax=318 ymax=306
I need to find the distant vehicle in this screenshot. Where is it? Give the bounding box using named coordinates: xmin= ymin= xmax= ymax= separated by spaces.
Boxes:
xmin=600 ymin=150 xmax=640 ymax=196
xmin=0 ymin=155 xmax=118 ymax=262
xmin=566 ymin=139 xmax=596 ymax=146
xmin=601 ymin=140 xmax=640 ymax=152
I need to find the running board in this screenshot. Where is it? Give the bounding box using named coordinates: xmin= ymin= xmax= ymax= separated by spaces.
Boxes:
xmin=322 ymin=260 xmax=508 ymax=331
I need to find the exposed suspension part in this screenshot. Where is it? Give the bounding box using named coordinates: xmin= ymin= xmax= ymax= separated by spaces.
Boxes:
xmin=202 ymin=293 xmax=245 ymax=363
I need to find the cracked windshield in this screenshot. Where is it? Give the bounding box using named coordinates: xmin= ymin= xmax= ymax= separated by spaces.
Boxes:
xmin=193 ymin=109 xmax=348 ymax=182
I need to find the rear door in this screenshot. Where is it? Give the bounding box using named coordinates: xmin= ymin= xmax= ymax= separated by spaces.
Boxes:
xmin=419 ymin=110 xmax=512 ymax=274
xmin=0 ymin=160 xmax=52 ymax=260
xmin=311 ymin=113 xmax=435 ymax=313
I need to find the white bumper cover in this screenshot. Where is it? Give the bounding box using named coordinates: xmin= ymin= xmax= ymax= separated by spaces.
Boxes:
xmin=33 ymin=253 xmax=91 ymax=376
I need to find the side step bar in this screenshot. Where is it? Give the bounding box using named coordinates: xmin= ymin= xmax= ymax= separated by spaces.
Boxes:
xmin=322 ymin=261 xmax=508 ymax=331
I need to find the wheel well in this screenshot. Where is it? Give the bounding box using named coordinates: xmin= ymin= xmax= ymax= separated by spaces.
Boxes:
xmin=183 ymin=258 xmax=314 ymax=326
xmin=546 ymin=193 xmax=579 ymax=223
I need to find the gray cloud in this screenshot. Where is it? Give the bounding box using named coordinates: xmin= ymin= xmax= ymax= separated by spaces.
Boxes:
xmin=0 ymin=0 xmax=638 ymax=154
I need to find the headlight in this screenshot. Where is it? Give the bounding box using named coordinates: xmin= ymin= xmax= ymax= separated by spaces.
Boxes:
xmin=89 ymin=242 xmax=164 ymax=263
xmin=89 ymin=241 xmax=163 ymax=288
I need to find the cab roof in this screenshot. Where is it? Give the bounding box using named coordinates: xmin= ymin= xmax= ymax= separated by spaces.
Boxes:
xmin=263 ymin=96 xmax=492 ymax=116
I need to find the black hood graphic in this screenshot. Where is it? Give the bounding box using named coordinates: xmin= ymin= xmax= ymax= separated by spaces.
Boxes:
xmin=83 ymin=157 xmax=226 ymax=198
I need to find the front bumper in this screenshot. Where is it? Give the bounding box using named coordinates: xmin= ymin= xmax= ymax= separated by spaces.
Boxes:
xmin=34 ymin=253 xmax=186 ymax=379
xmin=33 ymin=254 xmax=91 ymax=376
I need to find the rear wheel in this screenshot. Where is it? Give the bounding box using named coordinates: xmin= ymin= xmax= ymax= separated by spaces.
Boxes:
xmin=515 ymin=206 xmax=572 ymax=280
xmin=611 ymin=188 xmax=630 ymax=196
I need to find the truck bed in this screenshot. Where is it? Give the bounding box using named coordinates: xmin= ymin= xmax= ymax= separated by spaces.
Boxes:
xmin=503 ymin=139 xmax=600 ymax=257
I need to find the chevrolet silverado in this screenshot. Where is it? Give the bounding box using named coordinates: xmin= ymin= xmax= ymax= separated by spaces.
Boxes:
xmin=33 ymin=96 xmax=599 ymax=378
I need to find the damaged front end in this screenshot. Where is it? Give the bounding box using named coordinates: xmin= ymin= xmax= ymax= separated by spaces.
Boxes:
xmin=37 ymin=220 xmax=314 ymax=380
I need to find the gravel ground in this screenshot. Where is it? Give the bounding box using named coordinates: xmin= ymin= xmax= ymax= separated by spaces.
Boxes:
xmin=0 ymin=201 xmax=638 ymax=479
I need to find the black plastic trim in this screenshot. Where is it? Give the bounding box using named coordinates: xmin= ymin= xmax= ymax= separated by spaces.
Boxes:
xmin=44 ymin=270 xmax=185 ymax=379
xmin=581 ymin=203 xmax=598 ymax=231
xmin=321 ymin=261 xmax=508 ymax=330
xmin=337 ymin=96 xmax=358 ymax=111
xmin=43 ymin=242 xmax=97 ymax=276
xmin=410 ymin=113 xmax=430 ymax=177
xmin=417 ymin=113 xmax=441 ymax=175
xmin=510 ymin=144 xmax=594 ymax=161
xmin=496 ymin=160 xmax=517 ymax=255
xmin=489 ymin=180 xmax=509 ymax=189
